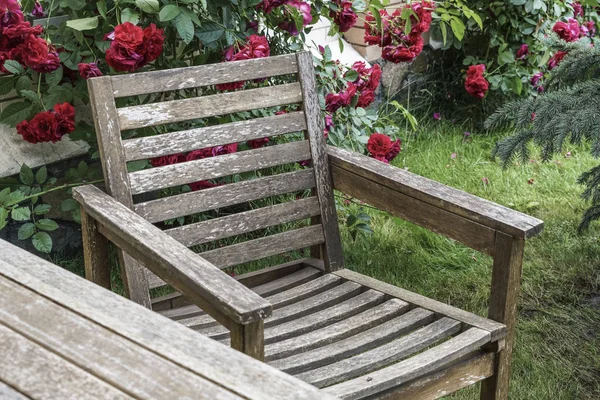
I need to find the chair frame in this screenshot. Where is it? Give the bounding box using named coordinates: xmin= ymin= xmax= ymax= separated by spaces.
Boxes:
xmin=74 ymin=51 xmax=543 ymax=399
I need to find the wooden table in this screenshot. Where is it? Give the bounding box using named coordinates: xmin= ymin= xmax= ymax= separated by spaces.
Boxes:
xmin=0 ymin=240 xmax=333 ymax=400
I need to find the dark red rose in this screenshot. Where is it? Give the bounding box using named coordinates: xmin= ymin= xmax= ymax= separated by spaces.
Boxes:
xmin=364 ymin=9 xmax=391 ymax=46
xmin=0 ymin=51 xmax=10 ymax=73
xmin=236 ymin=34 xmax=270 ymax=60
xmin=331 ymin=1 xmax=357 ymax=33
xmin=367 ymin=133 xmax=392 ymax=159
xmin=585 ymin=21 xmax=596 ymax=36
xmin=409 ymin=1 xmax=433 ymax=35
xmin=357 ymin=90 xmax=375 ymax=108
xmin=324 ymin=114 xmax=334 ymax=131
xmin=13 ymin=36 xmax=48 ymax=68
xmin=516 ymin=44 xmax=529 ymax=60
xmin=189 ymin=180 xmax=218 ymax=191
xmin=572 ymin=2 xmax=583 ymax=18
xmin=31 ymin=51 xmax=60 ymax=73
xmin=150 ymin=154 xmax=185 ymax=167
xmin=32 ymin=1 xmax=44 ymax=18
xmin=248 ymin=137 xmax=270 ymax=149
xmin=385 ymin=139 xmax=401 ymax=162
xmin=106 ymin=41 xmax=145 ymax=72
xmin=212 ymin=143 xmax=238 ymax=156
xmin=464 ymin=64 xmax=489 ymax=99
xmin=114 ymin=22 xmax=144 ymax=50
xmin=553 ymin=19 xmax=580 ymax=42
xmin=351 ymin=61 xmax=369 ymax=76
xmin=260 ymin=0 xmax=285 ymax=13
xmin=142 ymin=23 xmax=164 ymax=63
xmin=186 ymin=148 xmax=214 ymax=161
xmin=325 ymin=93 xmax=344 ymax=113
xmin=548 ymin=51 xmax=568 ymax=70
xmin=368 ymin=64 xmax=382 ymax=90
xmin=215 ymin=81 xmax=245 ymax=91
xmin=382 ymin=44 xmax=415 ymax=63
xmin=340 ymin=82 xmax=357 ymax=105
xmin=25 ymin=112 xmax=61 ymax=143
xmin=277 ymin=0 xmax=312 ymax=36
xmin=16 ymin=120 xmax=36 ymax=143
xmin=0 ymin=0 xmax=23 ymax=29
xmin=53 ymin=102 xmax=76 ymax=135
xmin=78 ymin=62 xmax=103 ymax=79
xmin=2 ymin=21 xmax=43 ymax=43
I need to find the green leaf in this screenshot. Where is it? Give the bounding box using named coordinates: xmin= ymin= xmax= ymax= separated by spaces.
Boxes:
xmin=0 ymin=76 xmax=16 ymax=96
xmin=18 ymin=223 xmax=35 ymax=240
xmin=121 ymin=8 xmax=140 ymax=24
xmin=66 ymin=16 xmax=99 ymax=31
xmin=449 ymin=18 xmax=465 ymax=41
xmin=46 ymin=67 xmax=63 ymax=87
xmin=32 ymin=232 xmax=52 ymax=253
xmin=135 ymin=0 xmax=160 ymax=13
xmin=440 ymin=20 xmax=448 ymax=45
xmin=0 ymin=102 xmax=32 ymax=127
xmin=36 ymin=219 xmax=59 ymax=231
xmin=513 ymin=75 xmax=523 ymax=95
xmin=0 ymin=208 xmax=8 ymax=230
xmin=15 ymin=75 xmax=31 ymax=94
xmin=3 ymin=60 xmax=25 ymax=75
xmin=159 ymin=4 xmax=181 ymax=21
xmin=19 ymin=90 xmax=39 ymax=103
xmin=195 ymin=21 xmax=224 ymax=43
xmin=344 ymin=69 xmax=359 ymax=82
xmin=20 ymin=164 xmax=34 ymax=185
xmin=97 ymin=0 xmax=107 ymax=18
xmin=35 ymin=166 xmax=48 ymax=184
xmin=174 ymin=13 xmax=195 ymax=44
xmin=11 ymin=207 xmax=31 ymax=222
xmin=497 ymin=50 xmax=515 ymax=65
xmin=355 ymin=223 xmax=374 ymax=234
xmin=33 ymin=204 xmax=51 ymax=215
xmin=61 ymin=198 xmax=78 ymax=212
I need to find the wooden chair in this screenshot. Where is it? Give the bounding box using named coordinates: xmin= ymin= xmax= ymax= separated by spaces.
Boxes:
xmin=75 ymin=51 xmax=544 ymax=400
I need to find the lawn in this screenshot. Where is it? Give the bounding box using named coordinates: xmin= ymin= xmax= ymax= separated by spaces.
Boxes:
xmin=53 ymin=122 xmax=599 ymax=399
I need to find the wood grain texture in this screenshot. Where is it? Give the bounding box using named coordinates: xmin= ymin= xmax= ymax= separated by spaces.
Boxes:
xmin=0 ymin=277 xmax=241 ymax=400
xmin=73 ymin=185 xmax=271 ymax=327
xmin=298 ymin=317 xmax=461 ymax=388
xmin=265 ymin=299 xmax=409 ymax=361
xmin=0 ymin=323 xmax=133 ymax=400
xmin=80 ymin=206 xmax=111 ymax=290
xmin=111 ymin=54 xmax=299 ymax=98
xmin=0 ymin=382 xmax=29 ymax=400
xmin=480 ymin=232 xmax=525 ymax=400
xmin=129 ymin=140 xmax=312 ymax=194
xmin=0 ymin=240 xmax=333 ymax=400
xmin=199 ymin=225 xmax=325 ymax=269
xmin=230 ymin=320 xmax=265 ymax=361
xmin=331 ymin=164 xmax=496 ymax=256
xmin=328 ymin=146 xmax=544 ymax=239
xmin=271 ymin=308 xmax=435 ymax=375
xmin=378 ymin=351 xmax=495 ymax=400
xmin=334 ymin=269 xmax=507 ymax=341
xmin=123 ymin=111 xmax=307 ymax=161
xmin=87 ymin=76 xmax=151 ymax=307
xmin=134 ymin=168 xmax=316 ymax=223
xmin=118 ymin=83 xmax=303 ymax=130
xmin=296 ymin=51 xmax=344 ymax=272
xmin=322 ymin=328 xmax=491 ymax=399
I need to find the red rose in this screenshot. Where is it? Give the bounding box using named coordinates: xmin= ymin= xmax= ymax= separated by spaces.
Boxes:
xmin=573 ymin=1 xmax=583 ymax=17
xmin=331 ymin=1 xmax=357 ymax=33
xmin=106 ymin=41 xmax=145 ymax=72
xmin=78 ymin=62 xmax=103 ymax=79
xmin=2 ymin=21 xmax=43 ymax=43
xmin=553 ymin=19 xmax=580 ymax=42
xmin=278 ymin=0 xmax=312 ymax=36
xmin=114 ymin=22 xmax=144 ymax=50
xmin=53 ymin=102 xmax=76 ymax=135
xmin=248 ymin=137 xmax=270 ymax=149
xmin=0 ymin=51 xmax=10 ymax=73
xmin=466 ymin=64 xmax=486 ymax=77
xmin=339 ymin=82 xmax=357 ymax=105
xmin=548 ymin=51 xmax=568 ymax=70
xmin=368 ymin=64 xmax=382 ymax=90
xmin=0 ymin=0 xmax=23 ymax=29
xmin=13 ymin=36 xmax=48 ymax=68
xmin=260 ymin=0 xmax=286 ymax=13
xmin=142 ymin=23 xmax=164 ymax=63
xmin=237 ymin=34 xmax=270 ymax=60
xmin=189 ymin=180 xmax=218 ymax=191
xmin=212 ymin=143 xmax=238 ymax=156
xmin=215 ymin=81 xmax=245 ymax=91
xmin=464 ymin=64 xmax=489 ymax=99
xmin=516 ymin=44 xmax=529 ymax=60
xmin=357 ymin=90 xmax=375 ymax=108
xmin=409 ymin=1 xmax=433 ymax=35
xmin=385 ymin=139 xmax=401 ymax=162
xmin=364 ymin=10 xmax=391 ymax=46
xmin=186 ymin=148 xmax=214 ymax=161
xmin=150 ymin=154 xmax=186 ymax=167
xmin=21 ymin=112 xmax=61 ymax=143
xmin=367 ymin=133 xmax=392 ymax=158
xmin=325 ymin=93 xmax=344 ymax=113
xmin=31 ymin=51 xmax=60 ymax=73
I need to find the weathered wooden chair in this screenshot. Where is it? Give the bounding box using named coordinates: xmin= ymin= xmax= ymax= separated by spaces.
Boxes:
xmin=74 ymin=51 xmax=543 ymax=399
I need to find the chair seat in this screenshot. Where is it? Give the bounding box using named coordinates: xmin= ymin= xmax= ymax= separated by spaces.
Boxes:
xmin=153 ymin=260 xmax=504 ymax=399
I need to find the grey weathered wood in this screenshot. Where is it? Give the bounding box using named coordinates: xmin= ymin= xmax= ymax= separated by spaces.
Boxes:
xmin=134 ymin=168 xmax=316 ymax=223
xmin=265 ymin=290 xmax=385 ymax=344
xmin=271 ymin=308 xmax=435 ymax=374
xmin=480 ymin=232 xmax=525 ymax=400
xmin=378 ymin=351 xmax=495 ymax=400
xmin=80 ymin=206 xmax=111 ymax=290
xmin=0 ymin=277 xmax=241 ymax=400
xmin=0 ymin=381 xmax=29 ymax=400
xmin=87 ymin=76 xmax=151 ymax=307
xmin=123 ymin=111 xmax=307 ymax=161
xmin=118 ymin=83 xmax=303 ymax=130
xmin=298 ymin=317 xmax=461 ymax=388
xmin=166 ymin=197 xmax=321 ymax=247
xmin=266 ymin=299 xmax=409 ymax=361
xmin=230 ymin=320 xmax=265 ymax=361
xmin=322 ymin=328 xmax=491 ymax=399
xmin=0 ymin=323 xmax=133 ymax=399
xmin=129 ymin=140 xmax=312 ymax=194
xmin=334 ymin=268 xmax=507 ymax=341
xmin=199 ymin=225 xmax=325 ymax=269
xmin=0 ymin=240 xmax=333 ymax=400
xmin=111 ymin=54 xmax=299 ymax=98
xmin=251 ymin=265 xmax=322 ymax=297
xmin=296 ymin=52 xmax=344 ymax=272
xmin=73 ymin=185 xmax=272 ymax=327
xmin=328 ymin=146 xmax=544 ymax=239
xmin=331 ymin=164 xmax=497 ymax=256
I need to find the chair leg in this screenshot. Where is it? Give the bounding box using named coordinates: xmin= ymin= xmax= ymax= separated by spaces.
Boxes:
xmin=81 ymin=207 xmax=111 ymax=290
xmin=480 ymin=232 xmax=525 ymax=400
xmin=230 ymin=320 xmax=265 ymax=361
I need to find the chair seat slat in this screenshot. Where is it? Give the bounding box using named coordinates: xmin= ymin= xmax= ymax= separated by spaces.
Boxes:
xmin=118 ymin=83 xmax=303 ymax=130
xmin=122 ymin=112 xmax=308 ymax=161
xmin=111 ymin=54 xmax=299 ymax=98
xmin=134 ymin=168 xmax=316 ymax=223
xmin=129 ymin=141 xmax=311 ymax=195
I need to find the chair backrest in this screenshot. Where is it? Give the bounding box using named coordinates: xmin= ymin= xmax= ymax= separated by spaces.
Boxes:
xmin=87 ymin=51 xmax=344 ymax=304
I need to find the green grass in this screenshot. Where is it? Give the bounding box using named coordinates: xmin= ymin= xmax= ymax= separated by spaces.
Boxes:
xmin=340 ymin=121 xmax=600 ymax=399
xmin=52 ymin=122 xmax=600 ymax=399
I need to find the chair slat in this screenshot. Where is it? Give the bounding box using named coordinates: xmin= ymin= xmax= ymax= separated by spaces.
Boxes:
xmin=129 ymin=141 xmax=311 ymax=195
xmin=118 ymin=83 xmax=303 ymax=130
xmin=111 ymin=54 xmax=299 ymax=98
xmin=123 ymin=111 xmax=308 ymax=162
xmin=199 ymin=225 xmax=326 ymax=269
xmin=134 ymin=168 xmax=316 ymax=223
xmin=166 ymin=197 xmax=321 ymax=247
xmin=297 ymin=317 xmax=462 ymax=388
xmin=321 ymin=328 xmax=491 ymax=399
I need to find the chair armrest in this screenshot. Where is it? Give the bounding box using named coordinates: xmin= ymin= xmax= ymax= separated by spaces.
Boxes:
xmin=328 ymin=146 xmax=543 ymax=254
xmin=72 ymin=185 xmax=272 ymax=327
